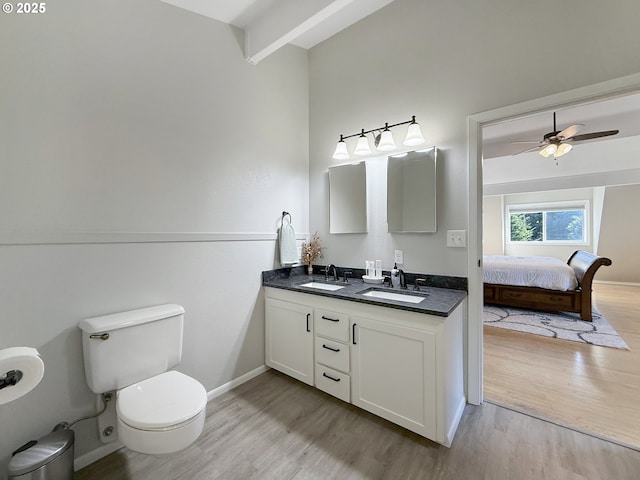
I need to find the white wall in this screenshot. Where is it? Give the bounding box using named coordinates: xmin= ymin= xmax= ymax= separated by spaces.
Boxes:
xmin=482 ymin=196 xmax=503 ymax=255
xmin=308 ymin=0 xmax=640 ymax=277
xmin=0 ymin=0 xmax=308 ymax=476
xmin=597 ymin=184 xmax=640 ymax=283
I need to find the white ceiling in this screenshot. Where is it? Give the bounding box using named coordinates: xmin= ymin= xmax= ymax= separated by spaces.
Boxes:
xmin=160 ymin=0 xmax=396 ymax=62
xmin=483 ymin=91 xmax=640 ymax=159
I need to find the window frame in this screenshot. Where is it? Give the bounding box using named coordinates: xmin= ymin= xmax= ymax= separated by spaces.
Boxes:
xmin=506 ymin=200 xmax=589 ymax=245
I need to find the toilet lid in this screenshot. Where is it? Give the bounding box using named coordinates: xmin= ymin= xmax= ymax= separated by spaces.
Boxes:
xmin=117 ymin=371 xmax=207 ymax=430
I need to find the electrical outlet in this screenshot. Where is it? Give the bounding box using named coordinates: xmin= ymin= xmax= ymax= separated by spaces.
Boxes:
xmin=446 ymin=230 xmax=467 ymax=248
xmin=394 ymin=250 xmax=404 ymax=264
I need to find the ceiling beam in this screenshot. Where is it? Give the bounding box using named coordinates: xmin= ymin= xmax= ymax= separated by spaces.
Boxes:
xmin=244 ymin=0 xmax=356 ymax=65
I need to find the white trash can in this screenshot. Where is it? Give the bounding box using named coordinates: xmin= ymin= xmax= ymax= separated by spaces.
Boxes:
xmin=8 ymin=424 xmax=74 ymax=480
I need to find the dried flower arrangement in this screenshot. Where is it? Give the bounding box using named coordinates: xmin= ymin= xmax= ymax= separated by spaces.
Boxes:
xmin=301 ymin=232 xmax=324 ymax=273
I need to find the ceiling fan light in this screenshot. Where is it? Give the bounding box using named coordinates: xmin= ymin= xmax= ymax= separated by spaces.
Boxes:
xmin=539 ymin=143 xmax=557 ymax=158
xmin=354 ymin=130 xmax=372 ymax=155
xmin=377 ymin=125 xmax=396 ymax=151
xmin=332 ymin=136 xmax=350 ymax=160
xmin=403 ymin=120 xmax=425 ymax=146
xmin=555 ymin=143 xmax=573 ymax=157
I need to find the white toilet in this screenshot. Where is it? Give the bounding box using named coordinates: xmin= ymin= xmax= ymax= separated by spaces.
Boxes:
xmin=79 ymin=304 xmax=207 ymax=455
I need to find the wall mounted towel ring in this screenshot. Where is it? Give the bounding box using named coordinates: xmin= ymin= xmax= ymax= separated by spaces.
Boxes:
xmin=281 ymin=211 xmax=292 ymax=225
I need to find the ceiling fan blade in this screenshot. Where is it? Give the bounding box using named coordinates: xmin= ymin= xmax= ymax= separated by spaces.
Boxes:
xmin=512 ymin=145 xmax=542 ymax=156
xmin=557 ymin=124 xmax=583 ymax=140
xmin=570 ymin=130 xmax=619 ymax=142
xmin=510 ymin=140 xmax=542 ymax=144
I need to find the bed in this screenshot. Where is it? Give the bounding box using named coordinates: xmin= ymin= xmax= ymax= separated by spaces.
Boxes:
xmin=483 ymin=250 xmax=612 ymax=322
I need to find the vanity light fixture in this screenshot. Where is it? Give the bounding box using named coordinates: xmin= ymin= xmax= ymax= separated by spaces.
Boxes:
xmin=332 ymin=115 xmax=425 ymax=160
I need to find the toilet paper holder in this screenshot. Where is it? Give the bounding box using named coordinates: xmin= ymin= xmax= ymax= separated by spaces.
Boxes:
xmin=0 ymin=369 xmax=23 ymax=390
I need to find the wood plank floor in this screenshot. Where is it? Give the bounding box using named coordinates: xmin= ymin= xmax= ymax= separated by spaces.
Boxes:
xmin=76 ymin=368 xmax=640 ymax=480
xmin=484 ymin=283 xmax=640 ymax=449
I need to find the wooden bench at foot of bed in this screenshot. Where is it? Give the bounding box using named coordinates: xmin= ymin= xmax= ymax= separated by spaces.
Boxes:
xmin=483 ymin=250 xmax=612 ymax=322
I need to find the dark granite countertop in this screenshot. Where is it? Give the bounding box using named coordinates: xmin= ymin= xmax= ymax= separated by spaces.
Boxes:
xmin=262 ymin=266 xmax=467 ymax=317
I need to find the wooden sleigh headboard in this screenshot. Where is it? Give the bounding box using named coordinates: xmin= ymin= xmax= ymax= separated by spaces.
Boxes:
xmin=567 ymin=250 xmax=613 ymax=292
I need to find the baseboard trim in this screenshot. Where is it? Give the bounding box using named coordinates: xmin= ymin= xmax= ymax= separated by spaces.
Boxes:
xmin=207 ymin=365 xmax=269 ymax=402
xmin=444 ymin=396 xmax=467 ymax=447
xmin=74 ymin=441 xmax=123 ymax=472
xmin=73 ymin=365 xmax=269 ymax=472
xmin=594 ymin=280 xmax=640 ymax=287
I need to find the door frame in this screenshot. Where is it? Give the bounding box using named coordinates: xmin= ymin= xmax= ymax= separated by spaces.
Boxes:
xmin=466 ymin=72 xmax=640 ymax=405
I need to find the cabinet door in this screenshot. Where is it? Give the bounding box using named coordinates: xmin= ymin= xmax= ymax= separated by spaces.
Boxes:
xmin=351 ymin=316 xmax=436 ymax=439
xmin=265 ymin=298 xmax=314 ymax=385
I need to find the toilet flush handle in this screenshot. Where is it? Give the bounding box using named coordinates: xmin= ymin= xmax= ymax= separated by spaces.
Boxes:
xmin=89 ymin=333 xmax=110 ymax=341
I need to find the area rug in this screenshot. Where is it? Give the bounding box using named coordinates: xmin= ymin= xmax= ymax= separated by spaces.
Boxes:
xmin=483 ymin=305 xmax=629 ymax=350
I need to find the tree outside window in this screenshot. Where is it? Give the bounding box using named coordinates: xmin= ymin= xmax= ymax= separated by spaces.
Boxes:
xmin=508 ymin=205 xmax=586 ymax=243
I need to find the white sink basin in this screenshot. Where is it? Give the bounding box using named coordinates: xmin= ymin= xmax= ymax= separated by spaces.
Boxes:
xmin=300 ymin=282 xmax=345 ymax=291
xmin=360 ymin=289 xmax=426 ymax=304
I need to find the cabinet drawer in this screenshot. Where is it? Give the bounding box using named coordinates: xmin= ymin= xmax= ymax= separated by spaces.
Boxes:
xmin=500 ymin=288 xmax=576 ymax=309
xmin=484 ymin=285 xmax=496 ymax=300
xmin=315 ymin=336 xmax=349 ymax=373
xmin=315 ymin=364 xmax=350 ymax=403
xmin=314 ymin=309 xmax=350 ymax=342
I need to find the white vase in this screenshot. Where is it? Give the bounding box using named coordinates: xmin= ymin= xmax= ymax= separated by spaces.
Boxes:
xmin=307 ymin=264 xmax=313 ymax=275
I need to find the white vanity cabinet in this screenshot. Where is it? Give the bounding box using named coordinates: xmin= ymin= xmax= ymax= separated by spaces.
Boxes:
xmin=264 ymin=286 xmax=465 ymax=447
xmin=265 ymin=297 xmax=314 ymax=385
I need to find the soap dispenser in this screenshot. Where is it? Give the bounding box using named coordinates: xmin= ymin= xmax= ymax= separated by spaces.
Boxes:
xmin=391 ymin=263 xmax=400 ymax=288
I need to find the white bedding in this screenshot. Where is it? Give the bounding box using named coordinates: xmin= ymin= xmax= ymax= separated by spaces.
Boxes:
xmin=483 ymin=255 xmax=578 ymax=291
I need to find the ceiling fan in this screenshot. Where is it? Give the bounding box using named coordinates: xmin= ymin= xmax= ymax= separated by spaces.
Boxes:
xmin=511 ymin=112 xmax=619 ymax=158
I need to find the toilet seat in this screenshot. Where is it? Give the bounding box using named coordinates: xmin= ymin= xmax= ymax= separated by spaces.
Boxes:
xmin=117 ymin=370 xmax=207 ymax=431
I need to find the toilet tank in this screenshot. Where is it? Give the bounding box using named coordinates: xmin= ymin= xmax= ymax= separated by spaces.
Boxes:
xmin=79 ymin=304 xmax=185 ymax=394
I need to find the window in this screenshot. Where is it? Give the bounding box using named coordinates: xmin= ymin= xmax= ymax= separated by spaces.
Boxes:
xmin=507 ymin=201 xmax=588 ymax=244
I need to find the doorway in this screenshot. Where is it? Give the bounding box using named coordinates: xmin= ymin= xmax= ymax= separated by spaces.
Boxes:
xmin=465 ymin=73 xmax=640 ymax=416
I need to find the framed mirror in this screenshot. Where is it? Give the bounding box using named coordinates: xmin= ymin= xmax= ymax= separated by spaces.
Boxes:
xmin=387 ymin=148 xmax=437 ymax=233
xmin=329 ymin=162 xmax=367 ymax=234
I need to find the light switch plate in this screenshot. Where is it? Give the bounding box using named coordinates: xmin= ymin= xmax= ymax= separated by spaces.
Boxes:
xmin=394 ymin=250 xmax=404 ymax=264
xmin=446 ymin=230 xmax=467 ymax=248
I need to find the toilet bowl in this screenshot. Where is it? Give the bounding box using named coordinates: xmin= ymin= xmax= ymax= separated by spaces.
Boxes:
xmin=79 ymin=304 xmax=207 ymax=455
xmin=116 ymin=371 xmax=207 ymax=455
